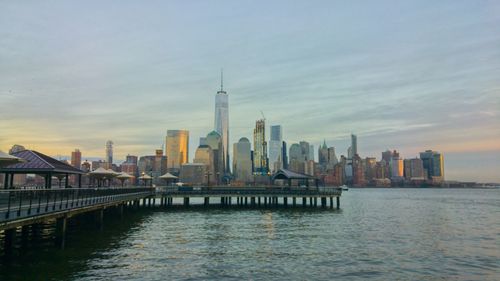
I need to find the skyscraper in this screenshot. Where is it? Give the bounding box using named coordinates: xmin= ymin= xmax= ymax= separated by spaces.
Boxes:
xmin=214 ymin=70 xmax=230 ymax=174
xmin=71 ymin=149 xmax=81 ymax=169
xmin=268 ymin=125 xmax=283 ymax=173
xmin=351 ymin=134 xmax=358 ymax=157
xmin=233 ymin=137 xmax=253 ymax=183
xmin=165 ymin=130 xmax=189 ymax=173
xmin=253 ymin=119 xmax=268 ymax=175
xmin=420 ymin=150 xmax=444 ymax=182
xmin=105 ymin=140 xmax=113 ymax=164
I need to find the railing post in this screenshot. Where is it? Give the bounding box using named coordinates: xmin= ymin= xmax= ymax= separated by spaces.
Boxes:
xmin=28 ymin=190 xmax=33 ymax=215
xmin=17 ymin=191 xmax=23 ymax=216
xmin=5 ymin=191 xmax=12 ymax=219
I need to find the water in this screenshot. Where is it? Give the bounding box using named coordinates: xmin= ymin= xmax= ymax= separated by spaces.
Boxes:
xmin=1 ymin=188 xmax=499 ymax=280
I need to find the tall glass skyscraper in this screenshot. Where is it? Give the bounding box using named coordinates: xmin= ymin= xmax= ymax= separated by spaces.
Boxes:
xmin=214 ymin=70 xmax=229 ymax=174
xmin=165 ymin=130 xmax=189 ymax=172
xmin=268 ymin=125 xmax=283 ymax=172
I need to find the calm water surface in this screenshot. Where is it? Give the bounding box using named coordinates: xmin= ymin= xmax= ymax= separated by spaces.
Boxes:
xmin=1 ymin=188 xmax=499 ymax=280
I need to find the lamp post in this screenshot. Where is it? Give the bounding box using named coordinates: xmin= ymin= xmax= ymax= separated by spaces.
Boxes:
xmin=216 ymin=172 xmax=220 ymax=186
xmin=141 ymin=172 xmax=145 ymax=187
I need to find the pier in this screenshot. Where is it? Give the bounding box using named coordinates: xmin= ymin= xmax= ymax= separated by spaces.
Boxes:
xmin=0 ymin=186 xmax=341 ymax=252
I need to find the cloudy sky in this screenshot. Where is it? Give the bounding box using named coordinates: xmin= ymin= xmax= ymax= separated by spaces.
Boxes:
xmin=1 ymin=1 xmax=499 ymax=182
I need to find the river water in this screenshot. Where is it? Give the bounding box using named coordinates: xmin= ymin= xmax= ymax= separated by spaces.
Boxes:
xmin=1 ymin=188 xmax=499 ymax=280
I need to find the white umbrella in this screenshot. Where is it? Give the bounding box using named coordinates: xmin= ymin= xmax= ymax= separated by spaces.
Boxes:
xmin=0 ymin=150 xmax=26 ymax=168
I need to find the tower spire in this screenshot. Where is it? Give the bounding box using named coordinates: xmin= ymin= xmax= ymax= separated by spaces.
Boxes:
xmin=220 ymin=68 xmax=224 ymax=92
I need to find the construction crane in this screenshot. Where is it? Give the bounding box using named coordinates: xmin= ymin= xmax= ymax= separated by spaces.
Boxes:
xmin=260 ymin=110 xmax=266 ymax=121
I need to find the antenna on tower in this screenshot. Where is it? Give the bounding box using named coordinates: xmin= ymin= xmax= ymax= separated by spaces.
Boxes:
xmin=220 ymin=68 xmax=224 ymax=91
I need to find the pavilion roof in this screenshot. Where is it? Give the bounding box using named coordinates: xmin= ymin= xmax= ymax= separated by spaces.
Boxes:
xmin=0 ymin=150 xmax=84 ymax=175
xmin=272 ymin=169 xmax=315 ymax=180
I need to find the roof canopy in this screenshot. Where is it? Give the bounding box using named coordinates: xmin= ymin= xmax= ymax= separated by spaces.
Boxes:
xmin=159 ymin=172 xmax=178 ymax=179
xmin=0 ymin=150 xmax=26 ymax=168
xmin=116 ymin=172 xmax=134 ymax=179
xmin=272 ymin=169 xmax=315 ymax=180
xmin=138 ymin=174 xmax=152 ymax=180
xmin=0 ymin=150 xmax=84 ymax=175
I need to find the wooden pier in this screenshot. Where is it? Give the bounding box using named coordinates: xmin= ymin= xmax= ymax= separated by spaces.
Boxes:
xmin=154 ymin=186 xmax=342 ymax=209
xmin=0 ymin=186 xmax=341 ymax=252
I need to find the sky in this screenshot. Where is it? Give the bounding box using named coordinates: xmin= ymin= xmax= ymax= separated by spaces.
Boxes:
xmin=0 ymin=1 xmax=499 ymax=182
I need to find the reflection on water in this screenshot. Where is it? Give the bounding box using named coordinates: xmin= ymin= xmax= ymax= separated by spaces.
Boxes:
xmin=1 ymin=189 xmax=499 ymax=280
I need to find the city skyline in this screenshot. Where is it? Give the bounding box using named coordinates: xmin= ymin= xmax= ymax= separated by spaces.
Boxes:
xmin=1 ymin=1 xmax=499 ymax=182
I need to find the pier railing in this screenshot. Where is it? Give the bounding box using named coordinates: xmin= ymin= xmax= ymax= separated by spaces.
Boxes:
xmin=158 ymin=186 xmax=342 ymax=197
xmin=0 ymin=187 xmax=154 ymax=223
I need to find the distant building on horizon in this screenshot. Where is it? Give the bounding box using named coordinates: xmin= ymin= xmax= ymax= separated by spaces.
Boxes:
xmin=233 ymin=137 xmax=253 ymax=183
xmin=193 ymin=145 xmax=214 ymax=183
xmin=253 ymin=119 xmax=268 ymax=175
xmin=268 ymin=125 xmax=283 ymax=173
xmin=420 ymin=150 xmax=444 ymax=183
xmin=214 ymin=70 xmax=230 ymax=174
xmin=9 ymin=144 xmax=26 ymax=154
xmin=165 ymin=130 xmax=189 ymax=174
xmin=71 ymin=149 xmax=81 ymax=170
xmin=105 ymin=140 xmax=113 ymax=164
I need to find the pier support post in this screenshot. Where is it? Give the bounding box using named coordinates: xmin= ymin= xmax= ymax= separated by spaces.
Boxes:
xmin=314 ymin=197 xmax=318 ymax=207
xmin=336 ymin=197 xmax=340 ymax=209
xmin=184 ymin=197 xmax=190 ymax=207
xmin=302 ymin=197 xmax=306 ymax=207
xmin=251 ymin=197 xmax=255 ymax=206
xmin=204 ymin=197 xmax=209 ymax=206
xmin=284 ymin=197 xmax=288 ymax=207
xmin=264 ymin=197 xmax=268 ymax=206
xmin=96 ymin=208 xmax=104 ymax=230
xmin=4 ymin=228 xmax=16 ymax=256
xmin=258 ymin=197 xmax=261 ymax=206
xmin=309 ymin=197 xmax=313 ymax=207
xmin=55 ymin=217 xmax=68 ymax=249
xmin=293 ymin=197 xmax=296 ymax=206
xmin=321 ymin=197 xmax=327 ymax=208
xmin=245 ymin=197 xmax=248 ymax=205
xmin=330 ymin=197 xmax=333 ymax=208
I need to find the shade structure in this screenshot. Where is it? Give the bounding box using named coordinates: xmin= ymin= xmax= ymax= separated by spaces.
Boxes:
xmin=159 ymin=173 xmax=178 ymax=179
xmin=116 ymin=172 xmax=134 ymax=187
xmin=138 ymin=174 xmax=152 ymax=180
xmin=159 ymin=172 xmax=178 ymax=186
xmin=138 ymin=174 xmax=153 ymax=187
xmin=0 ymin=150 xmax=26 ymax=168
xmin=0 ymin=150 xmax=84 ymax=189
xmin=88 ymin=167 xmax=117 ymax=187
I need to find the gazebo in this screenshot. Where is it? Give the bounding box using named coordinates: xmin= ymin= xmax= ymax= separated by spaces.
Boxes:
xmin=159 ymin=172 xmax=178 ymax=186
xmin=271 ymin=169 xmax=319 ymax=187
xmin=88 ymin=167 xmax=117 ymax=187
xmin=116 ymin=172 xmax=134 ymax=187
xmin=138 ymin=174 xmax=153 ymax=186
xmin=0 ymin=150 xmax=85 ymax=189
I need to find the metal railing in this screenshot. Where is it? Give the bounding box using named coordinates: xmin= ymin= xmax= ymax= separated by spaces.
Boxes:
xmin=158 ymin=186 xmax=342 ymax=197
xmin=0 ymin=187 xmax=154 ymax=222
